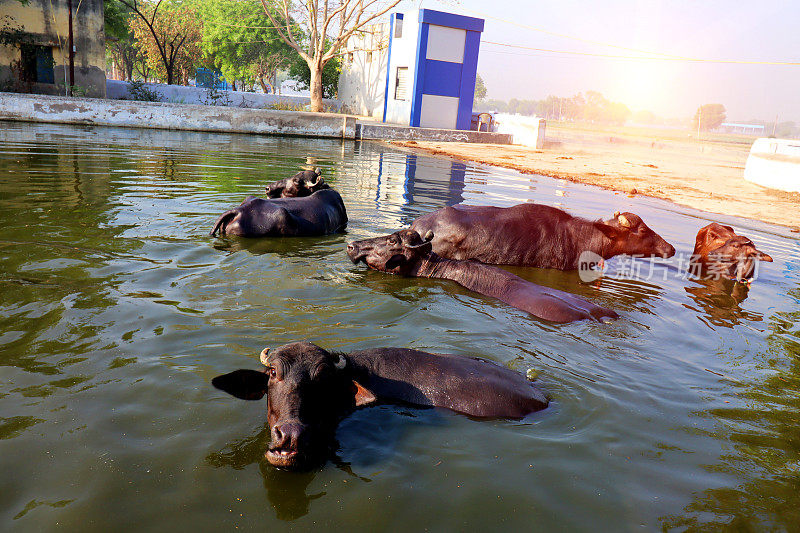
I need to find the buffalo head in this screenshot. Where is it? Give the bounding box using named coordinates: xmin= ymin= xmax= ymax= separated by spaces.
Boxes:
xmin=265 ymin=169 xmax=328 ymax=198
xmin=693 ymin=223 xmax=772 ymax=282
xmin=596 ymin=211 xmax=675 ymax=259
xmin=212 ymin=342 xmax=375 ymax=470
xmin=347 ymin=229 xmax=434 ymax=275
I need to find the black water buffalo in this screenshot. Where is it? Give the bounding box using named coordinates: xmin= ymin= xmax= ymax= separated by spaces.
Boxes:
xmin=265 ymin=169 xmax=329 ymax=198
xmin=212 ymin=341 xmax=548 ymax=469
xmin=210 ymin=189 xmax=347 ymax=237
xmin=410 ymin=204 xmax=675 ymax=270
xmin=347 ymin=229 xmax=618 ymax=323
xmin=690 ymin=223 xmax=772 ymax=282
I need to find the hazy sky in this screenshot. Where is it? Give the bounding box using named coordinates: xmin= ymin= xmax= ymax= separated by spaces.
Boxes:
xmin=398 ymin=0 xmax=799 ymax=122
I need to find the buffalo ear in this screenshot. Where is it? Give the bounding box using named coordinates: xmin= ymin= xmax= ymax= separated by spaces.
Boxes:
xmin=757 ymin=250 xmax=773 ymax=262
xmin=385 ymin=254 xmax=407 ymax=270
xmin=212 ymin=369 xmax=269 ymax=401
xmin=353 ymin=380 xmax=376 ymax=407
xmin=594 ymin=221 xmax=620 ymax=239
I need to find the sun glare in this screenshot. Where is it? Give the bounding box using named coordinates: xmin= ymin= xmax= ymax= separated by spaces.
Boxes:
xmin=608 ymin=60 xmax=677 ymax=113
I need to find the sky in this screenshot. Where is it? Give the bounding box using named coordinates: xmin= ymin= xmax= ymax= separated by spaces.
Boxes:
xmin=396 ymin=0 xmax=800 ymax=122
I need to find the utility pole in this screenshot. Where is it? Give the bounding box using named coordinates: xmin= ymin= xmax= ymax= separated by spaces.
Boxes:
xmin=68 ymin=0 xmax=75 ymax=96
xmin=773 ymin=113 xmax=778 ymax=137
xmin=696 ymin=107 xmax=701 ymax=142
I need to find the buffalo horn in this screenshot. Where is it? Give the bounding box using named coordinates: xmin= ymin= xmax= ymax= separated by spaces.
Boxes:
xmin=407 ymin=231 xmax=434 ymax=249
xmin=260 ymin=347 xmax=270 ymax=366
xmin=613 ymin=211 xmax=620 ymax=218
xmin=334 ymin=354 xmax=347 ymax=370
xmin=618 ymin=214 xmax=631 ymax=227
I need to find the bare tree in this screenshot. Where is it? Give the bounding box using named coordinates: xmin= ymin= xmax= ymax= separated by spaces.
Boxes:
xmin=259 ymin=0 xmax=401 ymax=112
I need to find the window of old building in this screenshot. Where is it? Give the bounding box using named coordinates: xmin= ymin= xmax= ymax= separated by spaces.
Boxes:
xmin=20 ymin=45 xmax=55 ymax=84
xmin=394 ymin=67 xmax=408 ymax=101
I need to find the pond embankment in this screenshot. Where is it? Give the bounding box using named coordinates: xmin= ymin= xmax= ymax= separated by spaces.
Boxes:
xmin=0 ymin=92 xmax=356 ymax=139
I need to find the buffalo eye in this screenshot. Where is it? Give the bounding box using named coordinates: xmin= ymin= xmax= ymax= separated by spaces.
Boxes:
xmin=268 ymin=367 xmax=277 ymax=379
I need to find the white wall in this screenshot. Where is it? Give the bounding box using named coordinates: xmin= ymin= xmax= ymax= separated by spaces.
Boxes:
xmin=338 ymin=23 xmax=390 ymax=118
xmin=106 ymin=80 xmax=341 ymax=110
xmin=384 ymin=10 xmax=421 ymax=126
xmin=744 ymin=138 xmax=800 ymax=193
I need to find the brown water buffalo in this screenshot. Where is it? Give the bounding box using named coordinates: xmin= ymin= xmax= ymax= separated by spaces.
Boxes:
xmin=690 ymin=223 xmax=772 ymax=282
xmin=346 ymin=229 xmax=618 ymax=323
xmin=410 ymin=204 xmax=675 ymax=270
xmin=265 ymin=169 xmax=329 ymax=198
xmin=210 ymin=189 xmax=347 ymax=237
xmin=212 ymin=341 xmax=548 ymax=469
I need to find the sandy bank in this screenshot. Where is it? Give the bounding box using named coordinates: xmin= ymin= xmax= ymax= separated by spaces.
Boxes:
xmin=391 ymin=124 xmax=800 ymax=231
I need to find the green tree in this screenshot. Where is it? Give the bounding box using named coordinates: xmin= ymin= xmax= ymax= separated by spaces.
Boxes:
xmin=104 ymin=0 xmax=131 ymax=40
xmin=474 ymin=73 xmax=487 ymax=101
xmin=104 ymin=0 xmax=145 ymax=81
xmin=288 ymin=51 xmax=340 ymax=99
xmin=693 ymin=103 xmax=726 ymax=131
xmin=198 ymin=0 xmax=295 ymax=92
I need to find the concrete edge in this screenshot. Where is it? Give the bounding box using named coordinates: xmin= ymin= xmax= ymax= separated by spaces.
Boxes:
xmin=0 ymin=92 xmax=357 ymax=139
xmin=357 ymin=123 xmax=513 ymax=144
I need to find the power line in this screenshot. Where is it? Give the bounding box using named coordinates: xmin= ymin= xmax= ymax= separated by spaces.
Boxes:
xmin=481 ymin=40 xmax=800 ymax=66
xmin=461 ymin=7 xmax=688 ymax=59
xmin=464 ymin=7 xmax=799 ymax=66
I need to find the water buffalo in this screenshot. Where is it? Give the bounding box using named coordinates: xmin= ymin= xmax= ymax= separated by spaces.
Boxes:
xmin=690 ymin=223 xmax=772 ymax=282
xmin=210 ymin=189 xmax=347 ymax=237
xmin=212 ymin=341 xmax=548 ymax=469
xmin=347 ymin=229 xmax=618 ymax=323
xmin=265 ymin=169 xmax=329 ymax=198
xmin=410 ymin=204 xmax=675 ymax=270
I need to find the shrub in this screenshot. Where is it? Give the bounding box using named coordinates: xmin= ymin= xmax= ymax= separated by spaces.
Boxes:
xmin=128 ymin=80 xmax=161 ymax=102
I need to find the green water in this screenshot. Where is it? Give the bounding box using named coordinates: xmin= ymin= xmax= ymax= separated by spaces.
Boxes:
xmin=1 ymin=121 xmax=799 ymax=530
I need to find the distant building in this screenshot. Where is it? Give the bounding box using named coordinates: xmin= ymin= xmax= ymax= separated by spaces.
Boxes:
xmin=716 ymin=123 xmax=765 ymax=135
xmin=339 ymin=9 xmax=484 ymax=130
xmin=0 ymin=0 xmax=106 ymax=97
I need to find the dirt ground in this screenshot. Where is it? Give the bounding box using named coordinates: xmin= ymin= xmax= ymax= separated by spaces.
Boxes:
xmin=390 ymin=123 xmax=800 ymax=232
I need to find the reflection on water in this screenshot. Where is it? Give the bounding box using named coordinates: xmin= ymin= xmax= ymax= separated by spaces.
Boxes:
xmin=205 ymin=428 xmax=326 ymax=521
xmin=1 ymin=122 xmax=800 ymax=530
xmin=662 ymin=284 xmax=800 ymax=529
xmin=683 ymin=277 xmax=762 ymax=329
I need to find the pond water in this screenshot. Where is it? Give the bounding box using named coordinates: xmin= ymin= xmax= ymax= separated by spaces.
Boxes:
xmin=1 ymin=121 xmax=799 ymax=530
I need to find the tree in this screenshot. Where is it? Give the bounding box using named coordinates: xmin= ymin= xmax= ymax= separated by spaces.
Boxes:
xmin=632 ymin=109 xmax=659 ymax=125
xmin=693 ymin=104 xmax=726 ymax=132
xmin=259 ymin=0 xmax=402 ymax=112
xmin=120 ymin=0 xmax=203 ymax=85
xmin=198 ymin=0 xmax=295 ymax=93
xmin=474 ymin=73 xmax=487 ymax=101
xmin=288 ymin=49 xmax=340 ymax=99
xmin=104 ymin=0 xmax=142 ymax=81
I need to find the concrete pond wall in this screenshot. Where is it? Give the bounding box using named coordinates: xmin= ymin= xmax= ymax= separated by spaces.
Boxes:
xmin=0 ymin=92 xmax=356 ymax=139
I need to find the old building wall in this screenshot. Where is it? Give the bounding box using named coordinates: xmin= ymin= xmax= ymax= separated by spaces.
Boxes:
xmin=338 ymin=23 xmax=389 ymax=119
xmin=0 ymin=0 xmax=106 ymax=97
